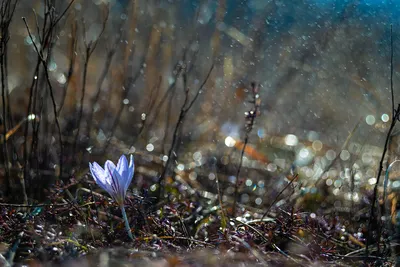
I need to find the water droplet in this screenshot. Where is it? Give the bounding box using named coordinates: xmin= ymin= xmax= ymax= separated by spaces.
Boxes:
xmin=177 ymin=164 xmax=185 ymax=171
xmin=48 ymin=61 xmax=57 ymax=72
xmin=245 ymin=179 xmax=253 ymax=186
xmin=284 ymin=134 xmax=298 ymax=146
xmin=150 ymin=184 xmax=157 ymax=191
xmin=312 ymin=140 xmax=323 ymax=151
xmin=97 ymin=129 xmax=106 ymax=142
xmin=57 ymin=74 xmax=66 ymax=84
xmin=299 ymin=148 xmax=310 ymax=159
xmin=340 ymin=150 xmax=350 ymax=161
xmin=366 ymin=115 xmax=376 ymax=125
xmin=208 ymin=173 xmax=216 ymax=180
xmin=267 ymin=163 xmax=277 ymax=172
xmin=225 ymin=136 xmax=236 ymax=147
xmin=193 ymin=151 xmax=202 ymax=161
xmin=146 ymin=143 xmax=154 ymax=152
xmin=228 ymin=176 xmax=237 ymax=184
xmin=27 ymin=114 xmax=36 ymax=121
xmin=334 ymin=180 xmax=342 ymax=188
xmin=325 ymin=150 xmax=336 ymax=161
xmin=393 ymin=181 xmax=400 ymax=188
xmin=368 ymin=177 xmax=377 ymax=185
xmin=240 ymin=194 xmax=249 ymax=203
xmin=381 ymin=113 xmax=389 ymax=122
xmin=189 ymin=172 xmax=197 ymax=181
xmin=307 ymin=131 xmax=319 ymax=141
xmin=24 ymin=35 xmax=35 ymax=45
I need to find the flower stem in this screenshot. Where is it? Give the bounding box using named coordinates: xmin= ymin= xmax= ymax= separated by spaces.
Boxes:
xmin=120 ymin=205 xmax=134 ymax=241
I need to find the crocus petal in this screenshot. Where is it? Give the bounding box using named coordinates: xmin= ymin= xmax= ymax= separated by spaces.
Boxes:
xmin=89 ymin=162 xmax=113 ymax=194
xmin=111 ymin=168 xmax=126 ymax=203
xmin=116 ymin=155 xmax=129 ymax=181
xmin=116 ymin=155 xmax=134 ymax=195
xmin=105 ymin=160 xmax=123 ymax=202
xmin=104 ymin=160 xmax=116 ymax=172
xmin=127 ymin=154 xmax=135 ymax=187
xmin=128 ymin=154 xmax=134 ymax=176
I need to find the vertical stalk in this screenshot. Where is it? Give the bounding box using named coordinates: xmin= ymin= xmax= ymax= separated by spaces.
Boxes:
xmin=120 ymin=204 xmax=134 ymax=241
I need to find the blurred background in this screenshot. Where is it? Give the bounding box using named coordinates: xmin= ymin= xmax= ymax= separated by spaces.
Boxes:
xmin=0 ymin=0 xmax=399 ymax=213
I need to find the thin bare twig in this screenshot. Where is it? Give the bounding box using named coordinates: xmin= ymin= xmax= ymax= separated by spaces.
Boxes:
xmin=261 ymin=174 xmax=298 ymax=221
xmin=23 ymin=15 xmax=64 ymax=179
xmin=390 ymin=25 xmax=394 ymax=117
xmin=101 ymin=25 xmax=155 ymax=152
xmin=72 ymin=7 xmax=109 ymax=161
xmin=0 ymin=0 xmax=18 ymax=195
xmin=158 ymin=63 xmax=214 ymax=196
xmin=85 ymin=43 xmax=116 ymax=141
xmin=53 ymin=0 xmax=76 ymax=27
xmin=232 ymin=82 xmax=261 ymax=217
xmin=138 ymin=76 xmax=162 ymax=138
xmin=366 ymin=105 xmax=400 ymax=255
xmin=57 ymin=21 xmax=78 ymax=114
xmin=101 ymin=57 xmax=147 ymax=152
xmin=366 ymin=24 xmax=399 ymax=256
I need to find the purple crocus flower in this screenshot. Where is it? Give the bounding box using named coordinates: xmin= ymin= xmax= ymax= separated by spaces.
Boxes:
xmin=89 ymin=154 xmax=135 ymax=240
xmin=89 ymin=154 xmax=134 ymax=205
